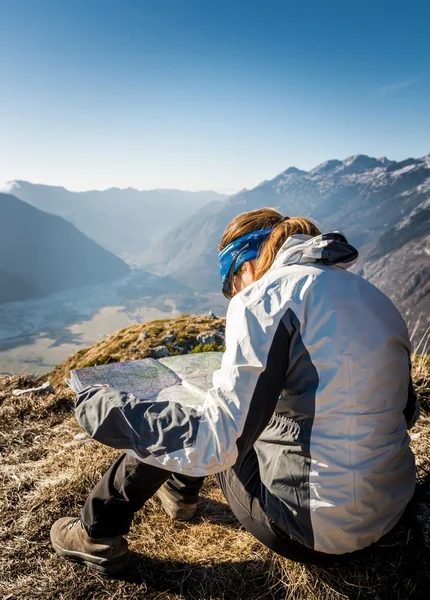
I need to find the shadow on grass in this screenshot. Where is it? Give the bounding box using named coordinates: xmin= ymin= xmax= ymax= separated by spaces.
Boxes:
xmin=195 ymin=497 xmax=242 ymax=529
xmin=118 ymin=554 xmax=278 ymax=600
xmin=116 ymin=476 xmax=430 ymax=600
xmin=112 ymin=533 xmax=429 ymax=600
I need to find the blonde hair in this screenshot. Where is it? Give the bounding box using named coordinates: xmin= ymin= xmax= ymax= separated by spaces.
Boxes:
xmin=219 ymin=208 xmax=321 ymax=281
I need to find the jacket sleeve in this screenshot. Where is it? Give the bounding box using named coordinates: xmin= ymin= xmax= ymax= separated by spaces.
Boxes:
xmin=75 ymin=291 xmax=290 ymax=476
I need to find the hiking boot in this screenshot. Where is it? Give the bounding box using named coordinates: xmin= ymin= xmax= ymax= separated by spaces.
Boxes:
xmin=156 ymin=484 xmax=198 ymax=521
xmin=50 ymin=517 xmax=130 ymax=575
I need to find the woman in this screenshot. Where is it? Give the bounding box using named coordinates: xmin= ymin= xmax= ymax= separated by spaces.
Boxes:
xmin=51 ymin=208 xmax=419 ymax=574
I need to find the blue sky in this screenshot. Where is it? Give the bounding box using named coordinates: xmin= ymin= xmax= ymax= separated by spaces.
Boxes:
xmin=1 ymin=0 xmax=429 ymax=193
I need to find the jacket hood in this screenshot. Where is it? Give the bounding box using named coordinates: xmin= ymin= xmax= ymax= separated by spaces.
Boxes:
xmin=271 ymin=232 xmax=359 ymax=271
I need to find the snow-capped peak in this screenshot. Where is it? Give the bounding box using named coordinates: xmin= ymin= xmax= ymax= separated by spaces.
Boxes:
xmin=282 ymin=167 xmax=307 ymax=176
xmin=309 ymin=159 xmax=342 ymax=175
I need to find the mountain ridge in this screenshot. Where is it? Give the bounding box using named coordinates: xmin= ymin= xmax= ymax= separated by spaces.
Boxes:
xmin=4 ymin=181 xmax=228 ymax=195
xmin=6 ymin=181 xmax=227 ymax=256
xmin=0 ymin=193 xmax=130 ymax=303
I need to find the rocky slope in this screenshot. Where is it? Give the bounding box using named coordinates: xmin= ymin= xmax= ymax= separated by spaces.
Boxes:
xmin=140 ymin=154 xmax=430 ymax=338
xmin=7 ymin=181 xmax=227 ymax=256
xmin=0 ymin=193 xmax=130 ymax=303
xmin=358 ymin=198 xmax=430 ymax=336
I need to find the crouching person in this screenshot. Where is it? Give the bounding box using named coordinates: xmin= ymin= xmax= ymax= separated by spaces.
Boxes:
xmin=51 ymin=209 xmax=419 ymax=575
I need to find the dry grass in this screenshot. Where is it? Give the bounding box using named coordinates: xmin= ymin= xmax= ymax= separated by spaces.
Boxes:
xmin=1 ymin=317 xmax=429 ymax=600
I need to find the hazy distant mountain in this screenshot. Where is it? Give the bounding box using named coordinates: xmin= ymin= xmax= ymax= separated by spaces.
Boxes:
xmin=7 ymin=182 xmax=227 ymax=257
xmin=140 ymin=154 xmax=430 ymax=338
xmin=0 ymin=193 xmax=130 ymax=303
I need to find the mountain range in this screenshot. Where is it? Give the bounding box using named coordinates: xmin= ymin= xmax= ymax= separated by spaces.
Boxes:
xmin=139 ymin=154 xmax=430 ymax=338
xmin=1 ymin=154 xmax=428 ymax=340
xmin=0 ymin=193 xmax=130 ymax=303
xmin=6 ymin=182 xmax=226 ymax=257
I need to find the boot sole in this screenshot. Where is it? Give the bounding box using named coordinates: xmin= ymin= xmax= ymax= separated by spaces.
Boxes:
xmin=51 ymin=540 xmax=131 ymax=575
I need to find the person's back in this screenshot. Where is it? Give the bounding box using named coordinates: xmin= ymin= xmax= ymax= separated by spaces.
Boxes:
xmin=51 ymin=207 xmax=418 ymax=574
xmin=250 ymin=251 xmax=416 ymax=553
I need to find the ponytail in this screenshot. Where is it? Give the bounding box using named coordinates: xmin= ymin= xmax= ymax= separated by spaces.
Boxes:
xmin=255 ymin=216 xmax=320 ymax=278
xmin=219 ymin=208 xmax=321 ymax=282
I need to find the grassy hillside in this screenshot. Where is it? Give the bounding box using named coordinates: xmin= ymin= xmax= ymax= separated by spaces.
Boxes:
xmin=1 ymin=315 xmax=429 ymax=600
xmin=46 ymin=313 xmax=226 ymax=388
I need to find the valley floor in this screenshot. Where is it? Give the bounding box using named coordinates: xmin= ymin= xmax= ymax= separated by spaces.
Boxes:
xmin=0 ymin=266 xmax=228 ymax=375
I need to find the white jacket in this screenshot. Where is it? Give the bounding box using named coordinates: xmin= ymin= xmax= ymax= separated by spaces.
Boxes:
xmin=76 ymin=233 xmax=418 ymax=554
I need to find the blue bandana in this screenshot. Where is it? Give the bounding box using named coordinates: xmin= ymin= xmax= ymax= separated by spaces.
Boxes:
xmin=218 ymin=228 xmax=273 ymax=285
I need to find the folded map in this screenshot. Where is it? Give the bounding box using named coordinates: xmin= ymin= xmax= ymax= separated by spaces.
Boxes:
xmin=66 ymin=352 xmax=223 ymax=407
